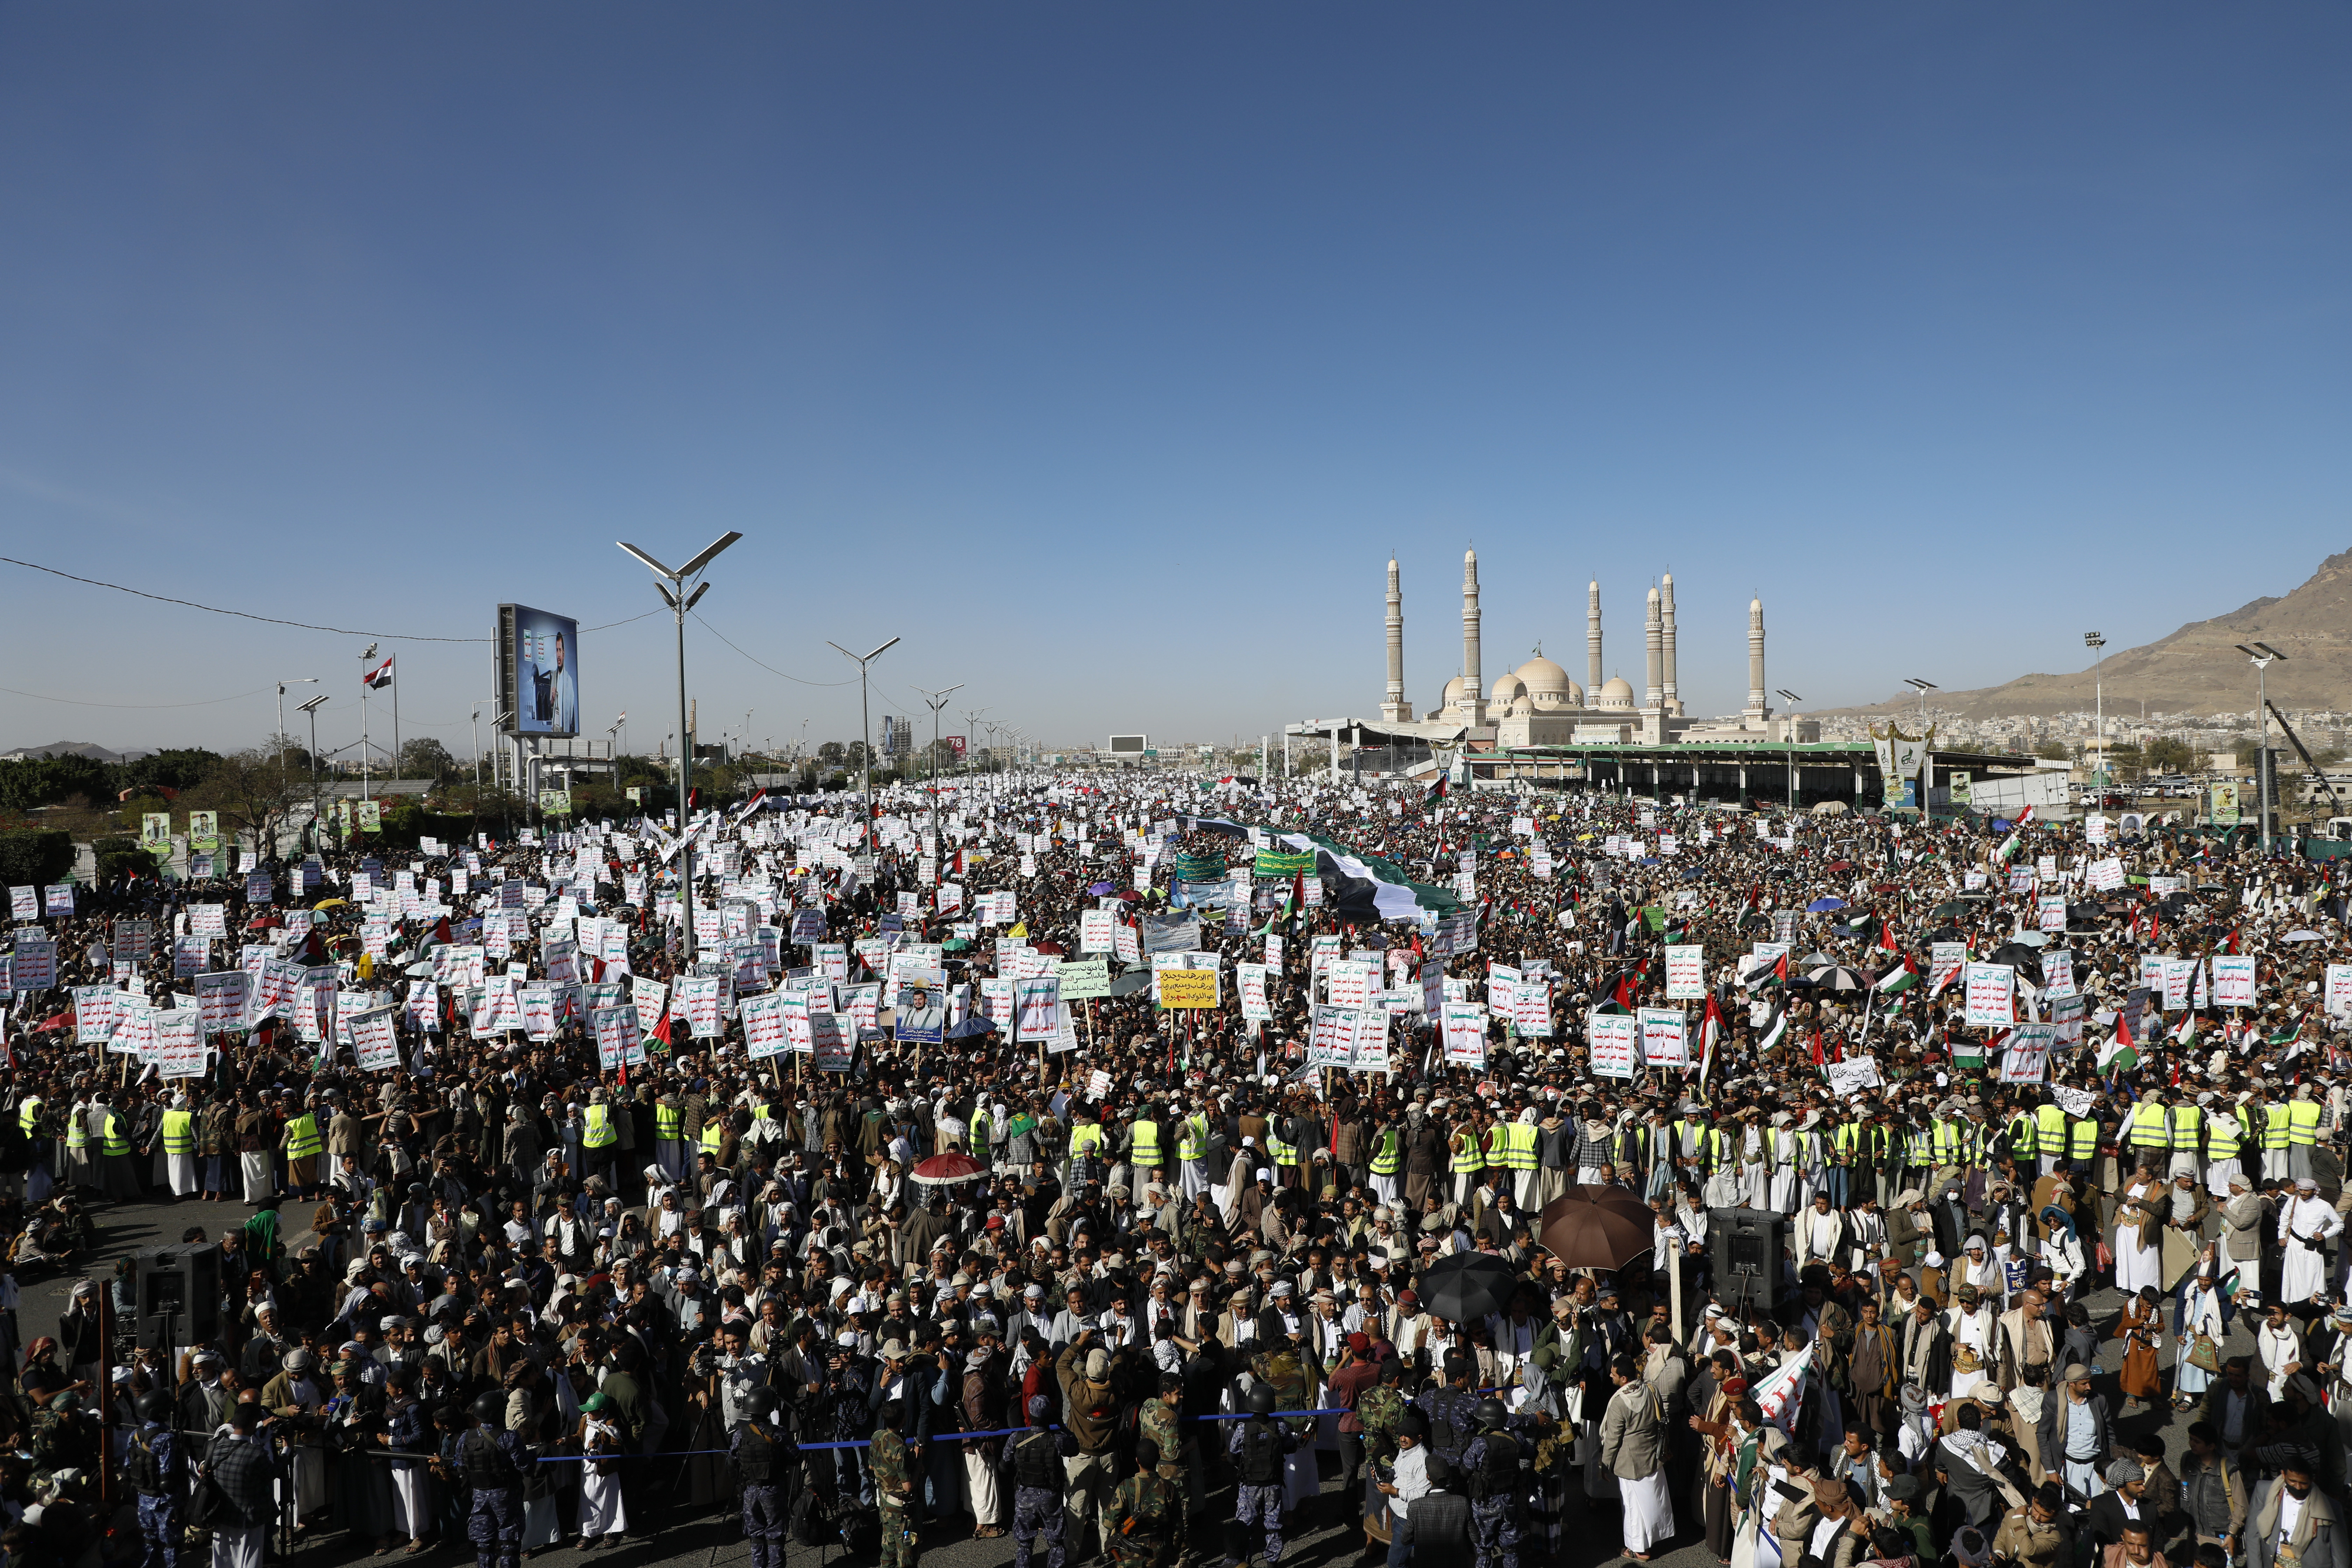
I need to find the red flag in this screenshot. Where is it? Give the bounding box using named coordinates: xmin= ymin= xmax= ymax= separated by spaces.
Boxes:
xmin=1775 ymin=952 xmax=1790 ymax=985
xmin=1880 ymin=919 xmax=1900 ymax=953
xmin=2226 ymin=927 xmax=2241 ymax=955
xmin=1809 ymin=1028 xmax=1825 ymax=1067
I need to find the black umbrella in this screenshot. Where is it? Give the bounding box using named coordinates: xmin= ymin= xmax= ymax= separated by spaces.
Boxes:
xmin=1104 ymin=969 xmax=1155 ymax=998
xmin=1412 ymin=1252 xmax=1518 ymax=1324
xmin=1986 ymin=942 xmax=2040 ymax=970
xmin=1924 ymin=924 xmax=1963 ymax=944
xmin=1930 ymin=900 xmax=1973 ymax=918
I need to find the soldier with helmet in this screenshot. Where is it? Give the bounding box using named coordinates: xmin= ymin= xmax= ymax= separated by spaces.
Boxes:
xmin=460 ymin=1390 xmax=529 ymax=1568
xmin=729 ymin=1385 xmax=797 ymax=1568
xmin=1224 ymin=1383 xmax=1298 ymax=1568
xmin=1107 ymin=1435 xmax=1181 ymax=1568
xmin=126 ymin=1387 xmax=183 ymax=1568
xmin=1459 ymin=1397 xmax=1539 ymax=1568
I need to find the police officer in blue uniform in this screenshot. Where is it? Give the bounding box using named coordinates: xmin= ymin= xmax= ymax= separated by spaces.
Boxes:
xmin=999 ymin=1393 xmax=1076 ymax=1568
xmin=730 ymin=1386 xmax=797 ymax=1568
xmin=1225 ymin=1384 xmax=1299 ymax=1568
xmin=1459 ymin=1398 xmax=1536 ymax=1568
xmin=127 ymin=1389 xmax=182 ymax=1568
xmin=461 ymin=1390 xmax=529 ymax=1568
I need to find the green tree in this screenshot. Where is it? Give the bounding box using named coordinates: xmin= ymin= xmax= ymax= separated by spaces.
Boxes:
xmin=183 ymin=748 xmax=309 ymax=858
xmin=2142 ymin=735 xmax=2197 ymax=775
xmin=116 ymin=748 xmax=224 ymax=793
xmin=0 ymin=753 xmax=113 ymax=812
xmin=817 ymin=741 xmax=846 ymax=765
xmin=397 ymin=738 xmax=459 ymax=781
xmin=2034 ymin=739 xmax=2070 ymax=761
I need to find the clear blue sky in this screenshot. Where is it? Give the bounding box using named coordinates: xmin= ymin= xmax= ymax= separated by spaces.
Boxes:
xmin=2 ymin=4 xmax=2344 ymax=760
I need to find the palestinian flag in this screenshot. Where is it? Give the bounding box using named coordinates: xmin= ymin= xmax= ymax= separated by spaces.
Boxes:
xmin=1598 ymin=958 xmax=1651 ymax=1014
xmin=1755 ymin=999 xmax=1789 ymax=1054
xmin=1994 ymin=805 xmax=2036 ymax=864
xmin=1424 ymin=775 xmax=1449 ymax=808
xmin=1875 ymin=953 xmax=1920 ymax=995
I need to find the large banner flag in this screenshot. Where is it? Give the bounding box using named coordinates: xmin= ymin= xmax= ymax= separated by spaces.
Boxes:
xmin=1751 ymin=1343 xmax=1813 ymax=1436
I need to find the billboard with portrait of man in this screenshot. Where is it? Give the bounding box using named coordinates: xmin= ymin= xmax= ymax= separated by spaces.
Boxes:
xmin=499 ymin=603 xmax=580 ymax=737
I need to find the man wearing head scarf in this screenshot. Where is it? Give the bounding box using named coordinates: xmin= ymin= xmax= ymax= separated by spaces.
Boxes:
xmin=2277 ymin=1178 xmax=2342 ymax=1306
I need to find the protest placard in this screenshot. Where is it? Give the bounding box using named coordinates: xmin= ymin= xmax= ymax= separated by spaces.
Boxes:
xmin=1665 ymin=944 xmax=1705 ymax=1000
xmin=2002 ymin=1022 xmax=2055 ymax=1083
xmin=1963 ymin=962 xmax=2015 ymax=1027
xmin=2211 ymin=955 xmax=2256 ymax=1009
xmin=1588 ymin=1012 xmax=1639 ymax=1078
xmin=1441 ymin=1002 xmax=1488 ymax=1066
xmin=1639 ymin=1006 xmax=1688 ymax=1066
xmin=1824 ymin=1058 xmax=1882 ymax=1095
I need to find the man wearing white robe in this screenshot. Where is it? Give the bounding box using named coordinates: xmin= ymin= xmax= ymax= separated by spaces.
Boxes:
xmin=2278 ymin=1179 xmax=2343 ymax=1305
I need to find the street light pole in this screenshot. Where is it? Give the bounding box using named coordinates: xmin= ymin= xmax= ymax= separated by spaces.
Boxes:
xmin=1777 ymin=691 xmax=1803 ymax=812
xmin=617 ymin=530 xmax=744 ymax=963
xmin=2084 ymin=633 xmax=2107 ymax=784
xmin=914 ymin=683 xmax=965 ymax=855
xmin=276 ymin=679 xmax=318 ymax=778
xmin=828 ymin=637 xmax=902 ymax=847
xmin=298 ymin=694 xmax=329 ymax=852
xmin=2236 ymin=643 xmax=2286 ymax=854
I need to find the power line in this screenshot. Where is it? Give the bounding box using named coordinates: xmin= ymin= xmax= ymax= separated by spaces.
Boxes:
xmin=0 ymin=683 xmax=282 ymax=710
xmin=690 ymin=613 xmax=859 ymax=688
xmin=0 ymin=556 xmax=663 ymax=640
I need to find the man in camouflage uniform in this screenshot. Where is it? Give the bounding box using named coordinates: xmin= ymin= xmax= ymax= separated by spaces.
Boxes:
xmin=1139 ymin=1373 xmax=1192 ymax=1562
xmin=32 ymin=1390 xmax=91 ymax=1487
xmin=1109 ymin=1436 xmax=1182 ymax=1568
xmin=871 ymin=1400 xmax=918 ymax=1568
xmin=1224 ymin=1385 xmax=1297 ymax=1568
xmin=1354 ymin=1363 xmax=1408 ymax=1537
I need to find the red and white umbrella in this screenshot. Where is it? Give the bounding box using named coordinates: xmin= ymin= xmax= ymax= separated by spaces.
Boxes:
xmin=911 ymin=1152 xmax=988 ymax=1186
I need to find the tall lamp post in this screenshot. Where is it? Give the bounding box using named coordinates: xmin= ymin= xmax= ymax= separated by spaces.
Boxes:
xmin=276 ymin=679 xmax=318 ymax=778
xmin=2083 ymin=633 xmax=2106 ymax=784
xmin=617 ymin=530 xmax=744 ymax=962
xmin=2235 ymin=642 xmax=2285 ymax=854
xmin=827 ymin=636 xmax=901 ymax=848
xmin=913 ymin=683 xmax=964 ymax=850
xmin=1776 ymin=690 xmax=1803 ymax=811
xmin=298 ymin=693 xmax=329 ymax=851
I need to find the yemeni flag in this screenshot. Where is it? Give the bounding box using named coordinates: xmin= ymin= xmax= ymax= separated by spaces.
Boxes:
xmin=363 ymin=654 xmax=395 ymax=690
xmin=1875 ymin=952 xmax=1920 ymax=996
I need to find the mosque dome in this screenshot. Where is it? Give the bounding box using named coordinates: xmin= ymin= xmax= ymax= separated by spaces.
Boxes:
xmin=1514 ymin=656 xmax=1580 ymax=711
xmin=1509 ymin=693 xmax=1536 ymax=717
xmin=1597 ymin=676 xmax=1636 ymax=711
xmin=1438 ymin=674 xmax=1468 ymax=711
xmin=1489 ymin=673 xmax=1529 ymax=707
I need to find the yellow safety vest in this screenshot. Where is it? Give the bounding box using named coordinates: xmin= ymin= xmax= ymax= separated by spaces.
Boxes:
xmin=751 ymin=1104 xmax=773 ymax=1122
xmin=1177 ymin=1115 xmax=1205 ymax=1164
xmin=584 ymin=1105 xmax=616 ymax=1149
xmin=654 ymin=1101 xmax=682 ymax=1140
xmin=1449 ymin=1128 xmax=1483 ymax=1173
xmin=1267 ymin=1129 xmax=1299 ymax=1167
xmin=2006 ymin=1114 xmax=2037 ymax=1159
xmin=2068 ymin=1117 xmax=2099 ymax=1161
xmin=65 ymin=1106 xmax=85 ymax=1151
xmin=160 ymin=1109 xmax=195 ymax=1155
xmin=1069 ymin=1123 xmax=1105 ymax=1158
xmin=1931 ymin=1119 xmax=1963 ymax=1164
xmin=1369 ymin=1127 xmax=1401 ymax=1176
xmin=1505 ymin=1122 xmax=1538 ymax=1171
xmin=700 ymin=1122 xmax=726 ymax=1158
xmin=2035 ymin=1104 xmax=2068 ymax=1151
xmin=2169 ymin=1105 xmax=2203 ymax=1153
xmin=17 ymin=1097 xmax=41 ymax=1136
xmin=284 ymin=1112 xmax=322 ymax=1160
xmin=1128 ymin=1118 xmax=1162 ymax=1171
xmin=101 ymin=1111 xmax=130 ymax=1158
xmin=1484 ymin=1125 xmax=1510 ymax=1169
xmin=2263 ymin=1105 xmax=2292 ymax=1150
xmin=2288 ymin=1102 xmax=2322 ymax=1146
xmin=2127 ymin=1103 xmax=2171 ymax=1149
xmin=1833 ymin=1124 xmax=1863 ymax=1162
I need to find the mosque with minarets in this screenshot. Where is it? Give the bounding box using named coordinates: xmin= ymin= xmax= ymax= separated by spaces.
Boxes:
xmin=1372 ymin=550 xmax=1806 ymax=749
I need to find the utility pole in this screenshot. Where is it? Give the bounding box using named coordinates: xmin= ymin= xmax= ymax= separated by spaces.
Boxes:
xmin=2237 ymin=643 xmax=2286 ymax=854
xmin=827 ymin=636 xmax=901 ymax=848
xmin=617 ymin=530 xmax=745 ymax=962
xmin=2084 ymin=633 xmax=2106 ymax=784
xmin=298 ymin=694 xmax=329 ymax=852
xmin=914 ymin=683 xmax=965 ymax=853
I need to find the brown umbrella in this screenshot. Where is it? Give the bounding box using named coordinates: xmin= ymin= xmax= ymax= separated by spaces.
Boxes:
xmin=1537 ymin=1185 xmax=1657 ymax=1272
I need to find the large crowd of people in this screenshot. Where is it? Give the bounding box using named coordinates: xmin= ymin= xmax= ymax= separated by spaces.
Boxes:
xmin=1 ymin=765 xmax=2348 ymax=1568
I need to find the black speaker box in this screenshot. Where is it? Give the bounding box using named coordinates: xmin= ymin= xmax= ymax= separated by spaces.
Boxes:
xmin=1706 ymin=1207 xmax=1786 ymax=1314
xmin=131 ymin=1244 xmax=222 ymax=1348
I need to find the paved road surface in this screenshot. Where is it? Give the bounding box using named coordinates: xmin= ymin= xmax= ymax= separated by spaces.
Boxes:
xmin=28 ymin=1195 xmax=2259 ymax=1568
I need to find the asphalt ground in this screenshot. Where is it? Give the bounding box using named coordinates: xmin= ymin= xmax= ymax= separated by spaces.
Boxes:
xmin=25 ymin=1193 xmax=2263 ymax=1568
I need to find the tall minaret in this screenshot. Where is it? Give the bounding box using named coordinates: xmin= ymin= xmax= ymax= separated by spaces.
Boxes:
xmin=1586 ymin=580 xmax=1603 ymax=702
xmin=1643 ymin=587 xmax=1663 ymax=710
xmin=1381 ymin=558 xmax=1410 ymax=723
xmin=1746 ymin=597 xmax=1769 ymax=722
xmin=1461 ymin=549 xmax=1486 ymax=727
xmin=1660 ymin=572 xmax=1680 ymax=716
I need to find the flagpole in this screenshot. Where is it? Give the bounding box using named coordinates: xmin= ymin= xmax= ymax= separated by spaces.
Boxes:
xmin=392 ymin=657 xmax=401 ymax=781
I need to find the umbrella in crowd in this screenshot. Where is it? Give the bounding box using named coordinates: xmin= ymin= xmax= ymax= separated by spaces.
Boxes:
xmin=1413 ymin=1251 xmax=1517 ymax=1323
xmin=1536 ymin=1186 xmax=1655 ymax=1272
xmin=1806 ymin=897 xmax=1846 ymax=912
xmin=911 ymin=1152 xmax=989 ymax=1186
xmin=1807 ymin=965 xmax=1868 ymax=991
